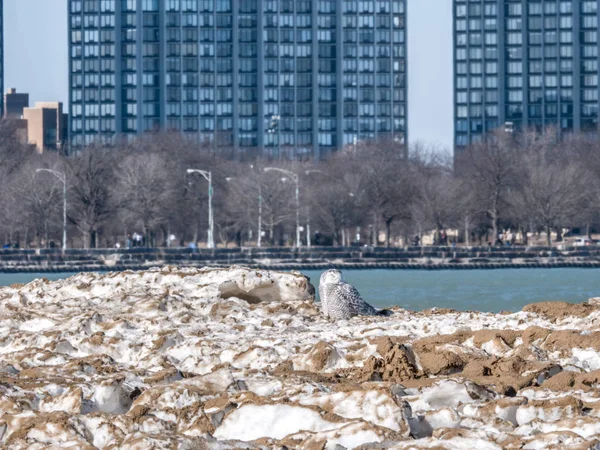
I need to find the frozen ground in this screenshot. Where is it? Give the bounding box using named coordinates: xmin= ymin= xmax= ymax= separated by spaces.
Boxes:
xmin=1 ymin=266 xmax=600 ymax=449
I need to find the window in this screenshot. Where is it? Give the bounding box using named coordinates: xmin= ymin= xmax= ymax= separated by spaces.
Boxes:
xmin=528 ymin=3 xmax=542 ymax=15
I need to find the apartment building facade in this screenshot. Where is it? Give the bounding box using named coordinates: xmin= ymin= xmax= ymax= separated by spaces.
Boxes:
xmin=454 ymin=0 xmax=600 ymax=148
xmin=69 ymin=0 xmax=407 ymax=159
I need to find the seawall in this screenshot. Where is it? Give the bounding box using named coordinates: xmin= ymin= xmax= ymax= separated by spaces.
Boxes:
xmin=0 ymin=246 xmax=600 ymax=272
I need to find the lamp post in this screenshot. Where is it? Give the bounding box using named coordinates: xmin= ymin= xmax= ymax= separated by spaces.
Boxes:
xmin=187 ymin=169 xmax=214 ymax=249
xmin=306 ymin=205 xmax=311 ymax=248
xmin=36 ymin=169 xmax=67 ymax=252
xmin=264 ymin=167 xmax=300 ymax=248
xmin=258 ymin=182 xmax=263 ymax=248
xmin=250 ymin=164 xmax=263 ymax=248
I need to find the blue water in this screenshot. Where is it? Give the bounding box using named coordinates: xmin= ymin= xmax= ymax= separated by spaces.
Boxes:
xmin=303 ymin=269 xmax=600 ymax=313
xmin=0 ymin=273 xmax=79 ymax=286
xmin=1 ymin=269 xmax=599 ymax=314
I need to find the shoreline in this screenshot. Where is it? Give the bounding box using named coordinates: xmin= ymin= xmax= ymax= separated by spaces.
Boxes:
xmin=0 ymin=245 xmax=600 ymax=273
xmin=2 ymin=260 xmax=600 ymax=273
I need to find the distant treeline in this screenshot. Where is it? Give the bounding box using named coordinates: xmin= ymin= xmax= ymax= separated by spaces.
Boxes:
xmin=0 ymin=121 xmax=598 ymax=249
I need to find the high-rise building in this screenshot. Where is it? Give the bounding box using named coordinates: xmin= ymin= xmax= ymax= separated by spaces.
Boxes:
xmin=0 ymin=0 xmax=4 ymax=118
xmin=454 ymin=0 xmax=600 ymax=149
xmin=68 ymin=0 xmax=407 ymax=159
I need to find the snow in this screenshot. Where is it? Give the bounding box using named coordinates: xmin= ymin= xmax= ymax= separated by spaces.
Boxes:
xmin=1 ymin=266 xmax=600 ymax=449
xmin=393 ymin=437 xmax=504 ymax=449
xmin=571 ymin=348 xmax=600 ymax=371
xmin=294 ymin=390 xmax=405 ymax=431
xmin=330 ymin=429 xmax=381 ymax=449
xmin=213 ymin=404 xmax=341 ymax=441
xmin=423 ymin=407 xmax=461 ymax=430
xmin=408 ymin=380 xmax=478 ymax=412
xmin=19 ymin=318 xmax=56 ymax=332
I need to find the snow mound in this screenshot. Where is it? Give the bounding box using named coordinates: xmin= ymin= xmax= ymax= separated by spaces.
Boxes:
xmin=0 ymin=266 xmax=599 ymax=449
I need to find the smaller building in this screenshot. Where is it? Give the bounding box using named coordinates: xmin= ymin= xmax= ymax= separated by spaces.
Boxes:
xmin=4 ymin=88 xmax=29 ymax=119
xmin=23 ymin=102 xmax=68 ymax=152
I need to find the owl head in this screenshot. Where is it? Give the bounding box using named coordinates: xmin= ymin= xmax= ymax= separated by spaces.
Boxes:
xmin=320 ymin=269 xmax=343 ymax=285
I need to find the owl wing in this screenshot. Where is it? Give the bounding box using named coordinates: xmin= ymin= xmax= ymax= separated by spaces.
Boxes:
xmin=334 ymin=282 xmax=379 ymax=316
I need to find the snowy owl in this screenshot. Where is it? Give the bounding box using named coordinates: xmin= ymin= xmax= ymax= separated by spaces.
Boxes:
xmin=319 ymin=269 xmax=392 ymax=320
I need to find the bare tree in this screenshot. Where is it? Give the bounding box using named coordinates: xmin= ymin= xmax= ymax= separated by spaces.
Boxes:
xmin=0 ymin=122 xmax=38 ymax=246
xmin=456 ymin=130 xmax=518 ymax=242
xmin=513 ymin=132 xmax=589 ymax=246
xmin=411 ymin=144 xmax=459 ymax=244
xmin=114 ymin=152 xmax=174 ymax=245
xmin=260 ymin=168 xmax=296 ymax=245
xmin=362 ymin=142 xmax=415 ymax=247
xmin=66 ymin=148 xmax=116 ymax=248
xmin=0 ymin=121 xmax=36 ymax=176
xmin=567 ymin=133 xmax=600 ymax=237
xmin=3 ymin=124 xmax=600 ymax=251
xmin=10 ymin=159 xmax=62 ymax=248
xmin=306 ymin=152 xmax=367 ymax=246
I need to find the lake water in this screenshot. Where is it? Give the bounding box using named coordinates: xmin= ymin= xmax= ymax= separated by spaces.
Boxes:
xmin=303 ymin=268 xmax=600 ymax=313
xmin=0 ymin=269 xmax=599 ymax=313
xmin=0 ymin=273 xmax=79 ymax=286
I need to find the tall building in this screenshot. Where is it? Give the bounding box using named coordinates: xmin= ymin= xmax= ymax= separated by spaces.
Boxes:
xmin=454 ymin=0 xmax=600 ymax=149
xmin=0 ymin=0 xmax=4 ymax=118
xmin=68 ymin=0 xmax=407 ymax=159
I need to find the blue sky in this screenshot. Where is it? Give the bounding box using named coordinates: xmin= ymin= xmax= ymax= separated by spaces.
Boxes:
xmin=5 ymin=0 xmax=454 ymax=151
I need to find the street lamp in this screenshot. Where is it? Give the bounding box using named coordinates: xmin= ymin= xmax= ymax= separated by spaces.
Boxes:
xmin=187 ymin=169 xmax=214 ymax=249
xmin=36 ymin=169 xmax=67 ymax=252
xmin=257 ymin=182 xmax=263 ymax=248
xmin=264 ymin=167 xmax=300 ymax=248
xmin=250 ymin=164 xmax=263 ymax=249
